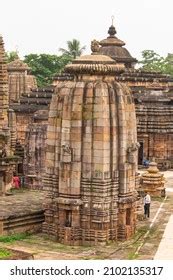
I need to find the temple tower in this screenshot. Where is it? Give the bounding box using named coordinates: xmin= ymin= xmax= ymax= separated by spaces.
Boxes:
xmin=99 ymin=21 xmax=137 ymax=68
xmin=43 ymin=42 xmax=138 ymax=245
xmin=0 ymin=35 xmax=9 ymax=128
xmin=7 ymin=58 xmax=37 ymax=103
xmin=0 ymin=35 xmax=18 ymax=195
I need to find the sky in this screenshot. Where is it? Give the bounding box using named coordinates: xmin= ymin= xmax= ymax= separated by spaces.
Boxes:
xmin=0 ymin=0 xmax=173 ymax=60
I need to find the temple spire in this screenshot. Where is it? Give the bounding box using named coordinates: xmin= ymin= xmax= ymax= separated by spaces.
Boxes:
xmin=0 ymin=34 xmax=9 ymax=128
xmin=14 ymin=45 xmax=19 ymax=59
xmin=108 ymin=16 xmax=116 ymax=37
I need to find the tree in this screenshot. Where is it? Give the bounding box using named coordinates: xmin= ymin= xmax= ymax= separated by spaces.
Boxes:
xmin=5 ymin=51 xmax=19 ymax=63
xmin=24 ymin=53 xmax=71 ymax=87
xmin=139 ymin=50 xmax=167 ymax=72
xmin=59 ymin=39 xmax=86 ymax=59
xmin=164 ymin=53 xmax=173 ymax=76
xmin=139 ymin=50 xmax=173 ymax=77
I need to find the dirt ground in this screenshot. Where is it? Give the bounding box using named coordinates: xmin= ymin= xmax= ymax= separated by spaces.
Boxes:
xmin=1 ymin=170 xmax=173 ymax=260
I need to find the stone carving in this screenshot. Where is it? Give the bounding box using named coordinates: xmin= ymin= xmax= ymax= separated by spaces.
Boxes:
xmin=94 ymin=170 xmax=103 ymax=179
xmin=61 ymin=143 xmax=72 ymax=163
xmin=127 ymin=142 xmax=140 ymax=164
xmin=91 ymin=39 xmax=100 ymax=53
xmin=0 ymin=146 xmax=7 ymax=158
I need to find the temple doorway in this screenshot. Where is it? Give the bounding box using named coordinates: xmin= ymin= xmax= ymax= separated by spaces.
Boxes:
xmin=138 ymin=142 xmax=144 ymax=165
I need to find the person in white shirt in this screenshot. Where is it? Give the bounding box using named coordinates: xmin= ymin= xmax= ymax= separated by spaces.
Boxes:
xmin=144 ymin=192 xmax=151 ymax=218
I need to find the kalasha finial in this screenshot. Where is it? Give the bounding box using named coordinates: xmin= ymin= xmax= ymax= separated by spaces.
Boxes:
xmin=15 ymin=45 xmax=19 ymax=59
xmin=111 ymin=15 xmax=115 ymax=26
xmin=91 ymin=39 xmax=100 ymax=54
xmin=108 ymin=16 xmax=116 ymax=37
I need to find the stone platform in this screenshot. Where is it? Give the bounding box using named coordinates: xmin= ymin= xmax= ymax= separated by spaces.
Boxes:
xmin=0 ymin=190 xmax=46 ymax=235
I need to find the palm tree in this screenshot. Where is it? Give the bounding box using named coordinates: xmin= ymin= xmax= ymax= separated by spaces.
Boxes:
xmin=59 ymin=39 xmax=86 ymax=59
xmin=5 ymin=51 xmax=19 ymax=63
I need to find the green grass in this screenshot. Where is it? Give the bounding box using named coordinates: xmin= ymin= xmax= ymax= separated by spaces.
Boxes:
xmin=0 ymin=233 xmax=31 ymax=243
xmin=10 ymin=188 xmax=28 ymax=194
xmin=152 ymin=197 xmax=165 ymax=202
xmin=0 ymin=248 xmax=11 ymax=259
xmin=128 ymin=251 xmax=139 ymax=260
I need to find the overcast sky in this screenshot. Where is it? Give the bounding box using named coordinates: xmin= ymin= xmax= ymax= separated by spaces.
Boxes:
xmin=0 ymin=0 xmax=173 ymax=60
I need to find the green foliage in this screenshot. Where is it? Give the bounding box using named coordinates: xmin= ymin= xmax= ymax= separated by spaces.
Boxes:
xmin=0 ymin=248 xmax=11 ymax=259
xmin=24 ymin=53 xmax=71 ymax=87
xmin=139 ymin=50 xmax=173 ymax=76
xmin=164 ymin=53 xmax=173 ymax=76
xmin=59 ymin=39 xmax=86 ymax=59
xmin=139 ymin=50 xmax=166 ymax=72
xmin=0 ymin=233 xmax=30 ymax=243
xmin=5 ymin=51 xmax=19 ymax=63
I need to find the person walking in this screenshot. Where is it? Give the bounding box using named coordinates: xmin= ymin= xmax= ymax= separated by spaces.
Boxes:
xmin=12 ymin=174 xmax=20 ymax=189
xmin=144 ymin=192 xmax=151 ymax=218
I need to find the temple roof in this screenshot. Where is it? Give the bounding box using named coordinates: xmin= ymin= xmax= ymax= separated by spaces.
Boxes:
xmin=116 ymin=68 xmax=173 ymax=92
xmin=100 ymin=24 xmax=125 ymax=47
xmin=10 ymin=86 xmax=55 ymax=113
xmin=135 ymin=90 xmax=173 ymax=133
xmin=99 ymin=23 xmax=137 ymax=67
xmin=118 ymin=68 xmax=173 ymax=82
xmin=65 ymin=40 xmax=125 ymax=75
xmin=7 ymin=59 xmax=31 ymax=72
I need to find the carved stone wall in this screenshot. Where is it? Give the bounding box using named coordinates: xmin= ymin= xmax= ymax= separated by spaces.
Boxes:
xmin=16 ymin=113 xmax=33 ymax=145
xmin=135 ymin=90 xmax=173 ymax=167
xmin=24 ymin=117 xmax=47 ymax=190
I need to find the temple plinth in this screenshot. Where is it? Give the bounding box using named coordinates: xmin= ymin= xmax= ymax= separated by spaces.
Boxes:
xmin=140 ymin=162 xmax=165 ymax=197
xmin=43 ymin=41 xmax=138 ymax=245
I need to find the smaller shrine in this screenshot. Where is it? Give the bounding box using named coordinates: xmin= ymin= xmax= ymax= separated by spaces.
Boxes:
xmin=140 ymin=162 xmax=165 ymax=197
xmin=7 ymin=58 xmax=37 ymax=103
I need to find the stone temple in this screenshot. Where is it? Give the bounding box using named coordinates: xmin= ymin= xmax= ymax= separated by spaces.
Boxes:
xmin=99 ymin=23 xmax=173 ymax=168
xmin=43 ymin=42 xmax=138 ymax=245
xmin=7 ymin=57 xmax=37 ymax=104
xmin=0 ymin=19 xmax=172 ymax=242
